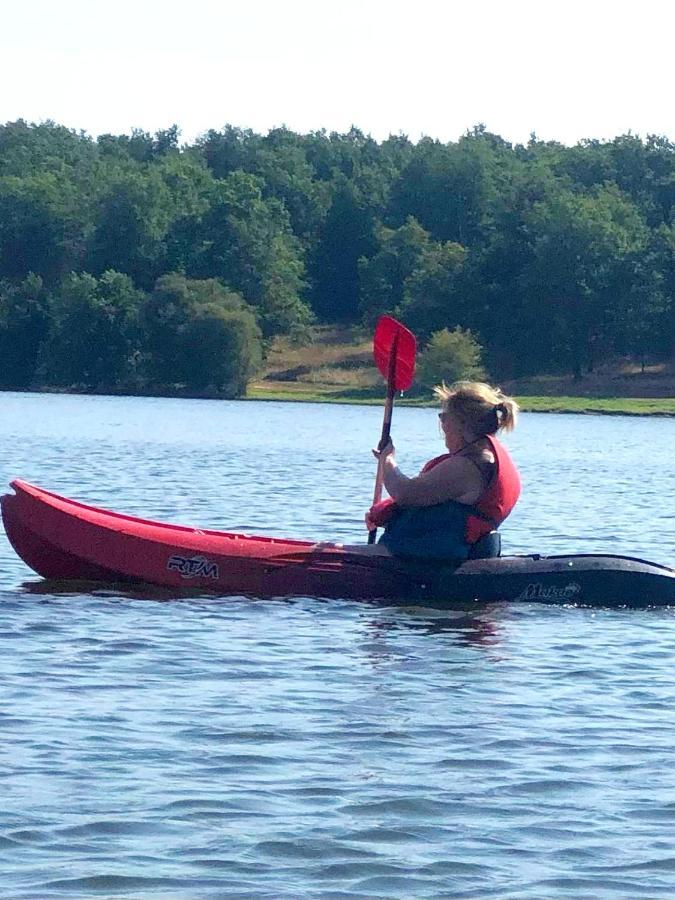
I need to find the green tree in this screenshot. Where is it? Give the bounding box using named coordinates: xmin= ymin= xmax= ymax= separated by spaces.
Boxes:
xmin=547 ymin=138 xmax=614 ymax=192
xmin=650 ymin=224 xmax=675 ymax=357
xmin=387 ymin=130 xmax=499 ymax=246
xmin=180 ymin=304 xmax=263 ymax=394
xmin=38 ymin=270 xmax=144 ymax=389
xmin=0 ymin=120 xmax=94 ymax=177
xmin=160 ymin=151 xmax=214 ymax=277
xmin=397 ymin=241 xmax=467 ymax=339
xmin=309 ymin=176 xmax=377 ymax=321
xmin=358 ymin=217 xmax=430 ymax=325
xmin=643 ymin=135 xmax=675 ymax=227
xmin=139 ymin=273 xmax=262 ymax=395
xmin=191 ymin=172 xmax=311 ymax=337
xmin=612 ymin=256 xmax=665 ymax=368
xmin=88 ymin=168 xmax=172 ymax=290
xmin=197 ymin=125 xmax=257 ymax=178
xmin=521 ymin=184 xmax=650 ymax=377
xmin=0 ymin=174 xmax=78 ymax=283
xmin=0 ymin=274 xmax=50 ymax=387
xmin=416 ymin=327 xmax=486 ymax=390
xmin=611 ymin=226 xmax=673 ymax=362
xmin=96 ymin=126 xmax=180 ymax=164
xmin=455 ymin=161 xmax=558 ymax=378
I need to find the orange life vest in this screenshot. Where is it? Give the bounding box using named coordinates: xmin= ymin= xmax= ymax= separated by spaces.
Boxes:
xmin=368 ymin=434 xmax=520 ymax=545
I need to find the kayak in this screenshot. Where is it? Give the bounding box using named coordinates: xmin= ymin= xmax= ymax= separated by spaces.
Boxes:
xmin=2 ymin=479 xmax=674 ymax=608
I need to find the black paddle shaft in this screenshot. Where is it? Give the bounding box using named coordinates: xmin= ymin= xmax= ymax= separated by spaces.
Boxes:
xmin=368 ymin=334 xmax=399 ymax=544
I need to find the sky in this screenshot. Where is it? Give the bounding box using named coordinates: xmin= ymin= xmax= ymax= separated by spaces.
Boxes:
xmin=2 ymin=0 xmax=674 ymax=147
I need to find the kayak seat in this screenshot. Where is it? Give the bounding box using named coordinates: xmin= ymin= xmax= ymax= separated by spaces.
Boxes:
xmin=469 ymin=531 xmax=502 ymax=559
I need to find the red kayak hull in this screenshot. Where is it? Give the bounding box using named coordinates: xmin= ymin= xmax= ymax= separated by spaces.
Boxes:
xmin=3 ymin=480 xmax=675 ymax=606
xmin=0 ymin=479 xmax=414 ymax=600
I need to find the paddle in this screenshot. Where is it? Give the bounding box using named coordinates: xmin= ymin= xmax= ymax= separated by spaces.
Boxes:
xmin=368 ymin=315 xmax=416 ymax=544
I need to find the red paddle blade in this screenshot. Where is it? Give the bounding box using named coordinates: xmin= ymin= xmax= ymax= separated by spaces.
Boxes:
xmin=373 ymin=316 xmax=416 ymax=391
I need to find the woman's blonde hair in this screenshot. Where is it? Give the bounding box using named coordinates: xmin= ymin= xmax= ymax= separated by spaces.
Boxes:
xmin=433 ymin=381 xmax=518 ymax=434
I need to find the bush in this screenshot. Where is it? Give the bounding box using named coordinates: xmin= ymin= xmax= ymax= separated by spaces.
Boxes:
xmin=416 ymin=327 xmax=486 ymax=389
xmin=140 ymin=273 xmax=262 ymax=395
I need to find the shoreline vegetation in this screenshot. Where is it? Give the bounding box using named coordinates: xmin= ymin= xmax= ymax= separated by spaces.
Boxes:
xmin=247 ymin=386 xmax=675 ymax=417
xmin=4 ymin=326 xmax=673 ymax=416
xmin=5 ymin=325 xmax=673 ymax=415
xmin=247 ymin=326 xmax=675 ymax=417
xmin=8 ymin=383 xmax=674 ymax=417
xmin=1 ymin=122 xmax=674 ymax=408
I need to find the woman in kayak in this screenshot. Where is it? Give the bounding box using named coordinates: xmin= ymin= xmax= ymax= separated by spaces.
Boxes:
xmin=361 ymin=381 xmax=521 ymax=559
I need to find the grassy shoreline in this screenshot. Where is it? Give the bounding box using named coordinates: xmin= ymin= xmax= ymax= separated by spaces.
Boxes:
xmin=247 ymin=383 xmax=675 ymax=416
xmin=2 ymin=384 xmax=672 ymax=416
xmin=251 ymin=326 xmax=675 ymax=417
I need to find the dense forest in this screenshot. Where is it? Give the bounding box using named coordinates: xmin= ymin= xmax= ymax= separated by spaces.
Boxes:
xmin=0 ymin=120 xmax=673 ymax=395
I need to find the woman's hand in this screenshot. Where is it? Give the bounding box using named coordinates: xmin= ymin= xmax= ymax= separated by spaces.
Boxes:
xmin=372 ymin=438 xmax=395 ymax=463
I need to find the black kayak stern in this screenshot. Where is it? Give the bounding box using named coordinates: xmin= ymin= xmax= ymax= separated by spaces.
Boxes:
xmin=412 ymin=553 xmax=675 ymax=608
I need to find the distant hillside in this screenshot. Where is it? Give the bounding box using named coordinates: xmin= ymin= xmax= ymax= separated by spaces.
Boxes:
xmin=250 ymin=326 xmax=675 ymax=407
xmin=251 ymin=326 xmax=383 ymax=401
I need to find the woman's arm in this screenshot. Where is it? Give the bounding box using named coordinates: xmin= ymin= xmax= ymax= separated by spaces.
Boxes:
xmin=380 ymin=447 xmax=486 ymax=507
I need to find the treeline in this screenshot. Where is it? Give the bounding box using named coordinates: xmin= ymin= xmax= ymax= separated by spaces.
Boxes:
xmin=0 ymin=120 xmax=673 ymax=394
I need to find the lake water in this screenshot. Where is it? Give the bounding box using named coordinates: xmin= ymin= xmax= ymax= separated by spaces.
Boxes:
xmin=0 ymin=393 xmax=674 ymax=898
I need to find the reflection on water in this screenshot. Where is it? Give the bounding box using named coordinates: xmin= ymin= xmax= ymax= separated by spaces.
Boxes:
xmin=24 ymin=575 xmax=505 ymax=647
xmin=20 ymin=577 xmax=210 ymax=603
xmin=1 ymin=394 xmax=675 ymax=898
xmin=362 ymin=608 xmax=504 ymax=646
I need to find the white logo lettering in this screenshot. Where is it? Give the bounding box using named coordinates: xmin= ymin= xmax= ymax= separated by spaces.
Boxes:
xmin=515 ymin=582 xmax=582 ymax=602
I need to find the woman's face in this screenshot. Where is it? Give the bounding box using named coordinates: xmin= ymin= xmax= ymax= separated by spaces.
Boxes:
xmin=438 ymin=409 xmax=466 ymax=452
